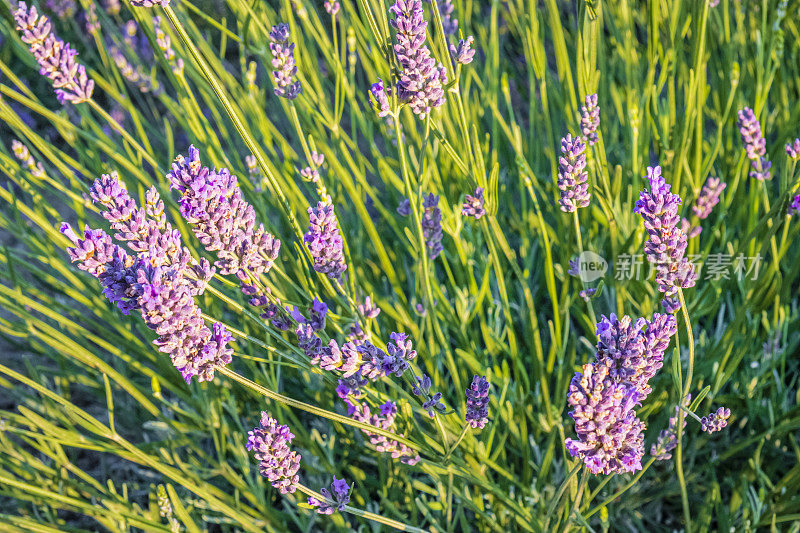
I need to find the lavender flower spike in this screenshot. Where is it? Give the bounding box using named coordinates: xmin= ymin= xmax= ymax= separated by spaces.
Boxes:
xmin=347 ymin=400 xmax=420 ymax=465
xmin=129 ymin=0 xmax=169 ymax=6
xmin=580 ymin=94 xmax=600 ymax=145
xmin=370 ymin=79 xmax=392 ymax=118
xmin=692 ymin=177 xmax=726 ymax=219
xmin=565 ymin=361 xmax=645 ymax=475
xmin=308 ymin=476 xmax=351 ymax=514
xmin=391 ymin=0 xmax=447 ymax=118
xmin=557 ymin=134 xmax=591 ymax=212
xmin=789 ymin=195 xmax=800 ymax=216
xmin=786 ymin=138 xmax=800 ymax=160
xmin=13 ymin=2 xmax=94 ymax=104
xmin=305 ymin=201 xmax=348 ymax=281
xmin=634 ymin=165 xmax=697 ymax=312
xmin=462 ymin=187 xmax=486 ymax=219
xmin=269 ymin=23 xmax=302 ymax=99
xmin=465 ymin=375 xmax=490 ymax=429
xmin=422 ymin=193 xmax=443 ymax=259
xmin=737 ymin=107 xmax=771 ymax=181
xmin=651 ymin=395 xmax=690 ymax=461
xmin=700 ymin=407 xmax=731 ymax=434
xmin=246 ymin=412 xmax=302 ymax=494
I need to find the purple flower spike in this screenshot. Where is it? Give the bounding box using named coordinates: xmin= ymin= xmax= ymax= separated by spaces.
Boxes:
xmin=465 ymin=375 xmax=489 ymax=429
xmin=167 ymin=146 xmax=280 ymax=283
xmin=634 ymin=165 xmax=697 ymax=312
xmin=397 ymin=197 xmax=411 ymax=216
xmin=450 ymin=36 xmax=476 ymax=65
xmin=390 ymin=0 xmax=447 ymax=118
xmin=305 ymin=201 xmax=348 ymax=281
xmin=246 ymin=412 xmax=302 ymax=494
xmin=358 ymin=295 xmax=381 ymax=319
xmin=580 ymin=94 xmax=600 ymax=145
xmin=130 ymin=0 xmax=169 ymax=6
xmin=565 ymin=361 xmax=645 ymax=475
xmin=700 ymin=407 xmax=731 ymax=434
xmin=13 ymin=2 xmax=94 ymax=104
xmin=268 ymin=23 xmax=302 ymax=99
xmin=462 ymin=187 xmax=486 ymax=219
xmin=422 ymin=193 xmax=443 ymax=259
xmin=737 ymin=107 xmax=771 ymax=181
xmin=323 ymin=0 xmax=340 ymax=16
xmin=308 ymin=476 xmax=351 ymax=514
xmin=693 ymin=177 xmax=726 ymax=219
xmin=557 ymin=134 xmax=591 ymax=212
xmin=786 ymin=139 xmax=800 ymax=160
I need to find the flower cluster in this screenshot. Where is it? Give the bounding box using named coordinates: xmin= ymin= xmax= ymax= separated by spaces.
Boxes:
xmin=693 ymin=177 xmax=726 ymax=219
xmin=347 ymin=401 xmax=420 ymax=465
xmin=397 ymin=197 xmax=411 ymax=216
xmin=557 ymin=134 xmax=591 ymax=212
xmin=167 ymin=146 xmax=280 ymax=284
xmin=153 ymin=16 xmax=184 ymax=76
xmin=323 ymin=0 xmax=340 ymax=16
xmin=411 ymin=374 xmax=446 ymax=417
xmin=701 ymin=407 xmax=731 ymax=434
xmin=580 ymin=94 xmax=600 ymax=145
xmin=462 ymin=187 xmax=486 ymax=219
xmin=305 ymin=201 xmax=348 ymax=281
xmin=634 ymin=165 xmax=697 ymax=312
xmin=308 ymin=477 xmax=351 ymax=514
xmin=789 ymin=195 xmax=800 ymax=216
xmin=269 ymin=23 xmax=302 ymax=99
xmin=422 ymin=193 xmax=444 ymax=259
xmin=246 ymin=412 xmax=302 ymax=494
xmin=786 ymin=138 xmax=800 ymax=159
xmin=565 ymin=360 xmax=645 ymax=475
xmin=465 ymin=375 xmax=490 ymax=429
xmin=434 ymin=0 xmax=458 ymax=35
xmin=450 ymin=36 xmax=475 ymax=65
xmin=370 ymin=79 xmax=392 ymax=118
xmin=737 ymin=107 xmax=771 ymax=181
xmin=13 ymin=2 xmax=94 ymax=104
xmin=390 ymin=0 xmax=447 ymax=118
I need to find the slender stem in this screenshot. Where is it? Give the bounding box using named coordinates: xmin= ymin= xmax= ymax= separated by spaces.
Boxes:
xmin=680 ymin=405 xmax=704 ymax=424
xmin=572 ymin=209 xmax=597 ymax=326
xmin=295 ymin=484 xmax=426 ymax=532
xmin=444 ymin=424 xmax=470 ymax=460
xmin=675 ymin=288 xmax=694 ymax=533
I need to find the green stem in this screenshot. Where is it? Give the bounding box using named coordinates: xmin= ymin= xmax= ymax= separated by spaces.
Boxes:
xmin=543 ymin=463 xmax=582 ymax=531
xmin=584 ymin=457 xmax=656 ymax=519
xmin=675 ymin=288 xmax=694 ymax=533
xmin=444 ymin=424 xmax=470 ymax=460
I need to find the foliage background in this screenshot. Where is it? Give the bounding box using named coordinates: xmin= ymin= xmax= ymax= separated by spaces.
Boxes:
xmin=1 ymin=0 xmax=800 ymax=531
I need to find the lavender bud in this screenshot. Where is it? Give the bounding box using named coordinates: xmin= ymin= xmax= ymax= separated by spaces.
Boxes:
xmin=129 ymin=0 xmax=169 ymax=7
xmin=396 ymin=197 xmax=411 ymax=216
xmin=700 ymin=407 xmax=731 ymax=434
xmin=692 ymin=177 xmax=726 ymax=219
xmin=580 ymin=94 xmax=600 ymax=145
xmin=786 ymin=138 xmax=800 ymax=159
xmin=305 ymin=201 xmax=348 ymax=281
xmin=557 ymin=134 xmax=591 ymax=212
xmin=737 ymin=107 xmax=772 ymax=181
xmin=650 ymin=395 xmax=690 ymax=461
xmin=308 ymin=476 xmax=351 ymax=514
xmin=323 ymin=0 xmax=340 ymax=16
xmin=789 ymin=195 xmax=800 ymax=216
xmin=465 ymin=375 xmax=489 ymax=429
xmin=370 ymin=78 xmax=392 ymax=118
xmin=422 ymin=193 xmax=443 ymax=259
xmin=269 ymin=23 xmax=302 ymax=99
xmin=461 ymin=187 xmax=486 ymax=219
xmin=347 ymin=400 xmax=420 ymax=465
xmin=450 ymin=36 xmax=475 ymax=65
xmin=246 ymin=412 xmax=302 ymax=494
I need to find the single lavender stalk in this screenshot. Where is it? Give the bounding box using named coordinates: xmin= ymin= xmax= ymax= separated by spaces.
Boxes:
xmin=323 ymin=0 xmax=340 ymax=16
xmin=411 ymin=373 xmax=447 ymax=417
xmin=129 ymin=0 xmax=169 ymax=7
xmin=347 ymin=400 xmax=420 ymax=465
xmin=461 ymin=187 xmax=486 ymax=219
xmin=692 ymin=177 xmax=726 ymax=219
xmin=421 ymin=193 xmax=443 ymax=259
xmin=450 ymin=36 xmax=476 ymax=65
xmin=390 ymin=0 xmax=447 ymax=118
xmin=396 ymin=197 xmax=411 ymax=216
xmin=580 ymin=94 xmax=600 ymax=146
xmin=465 ymin=375 xmax=489 ymax=429
xmin=109 ymin=46 xmax=155 ymax=93
xmin=557 ymin=134 xmax=591 ymax=212
xmin=737 ymin=107 xmax=772 ymax=181
xmin=565 ymin=361 xmax=645 ymax=475
xmin=431 ymin=0 xmax=458 ymax=35
xmin=786 ymin=138 xmax=800 ymax=159
xmin=246 ymin=412 xmax=302 ymax=494
xmin=269 ymin=23 xmax=302 ymax=100
xmin=305 ymin=201 xmax=348 ymax=281
xmin=650 ymin=395 xmax=690 ymax=461
xmin=788 ymin=195 xmax=800 ymax=216
xmin=700 ymin=407 xmax=731 ymax=433
xmin=85 ymin=3 xmax=100 ymax=35
xmin=308 ymin=477 xmax=351 ymax=514
xmin=13 ymin=2 xmax=94 ymax=104
xmin=634 ymin=165 xmax=697 ymax=313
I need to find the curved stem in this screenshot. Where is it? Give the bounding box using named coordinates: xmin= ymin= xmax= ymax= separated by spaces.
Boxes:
xmin=675 ymin=288 xmax=694 ymax=533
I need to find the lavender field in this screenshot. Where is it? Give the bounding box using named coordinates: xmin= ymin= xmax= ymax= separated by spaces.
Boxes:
xmin=1 ymin=0 xmax=799 ymax=531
